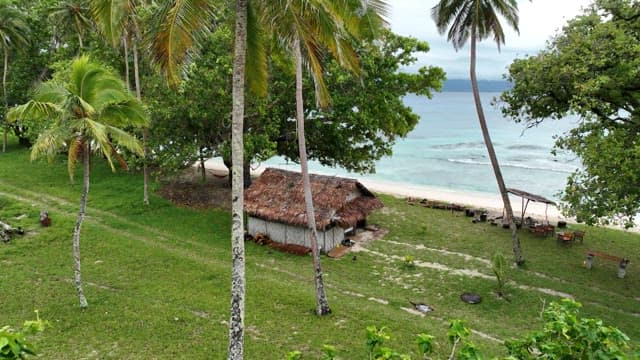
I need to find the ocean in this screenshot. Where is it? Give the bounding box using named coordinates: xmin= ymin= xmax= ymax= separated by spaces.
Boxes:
xmin=263 ymin=91 xmax=581 ymax=202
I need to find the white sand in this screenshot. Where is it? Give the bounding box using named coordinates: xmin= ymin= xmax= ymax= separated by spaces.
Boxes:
xmin=200 ymin=158 xmax=566 ymax=224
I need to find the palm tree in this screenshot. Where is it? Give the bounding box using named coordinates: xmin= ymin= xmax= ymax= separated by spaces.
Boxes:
xmin=431 ymin=0 xmax=524 ymax=265
xmin=91 ymin=0 xmax=152 ymax=205
xmin=258 ymin=0 xmax=387 ymax=316
xmin=49 ymin=0 xmax=93 ymax=50
xmin=8 ymin=56 xmax=148 ymax=308
xmin=148 ymin=0 xmax=386 ymax=353
xmin=148 ymin=1 xmax=246 ymax=357
xmin=228 ymin=2 xmax=248 ymax=356
xmin=0 ymin=1 xmax=29 ymax=152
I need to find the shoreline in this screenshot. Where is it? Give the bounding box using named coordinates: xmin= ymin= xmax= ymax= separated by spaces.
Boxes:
xmin=201 ymin=158 xmax=566 ymax=224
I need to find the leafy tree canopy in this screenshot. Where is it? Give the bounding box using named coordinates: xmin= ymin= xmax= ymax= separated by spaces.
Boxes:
xmin=276 ymin=29 xmax=445 ymax=173
xmin=499 ymin=0 xmax=640 ymax=227
xmin=146 ymin=27 xmax=444 ymax=177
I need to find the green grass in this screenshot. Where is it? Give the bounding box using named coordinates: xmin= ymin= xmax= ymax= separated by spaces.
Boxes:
xmin=1 ymin=137 xmax=639 ymax=359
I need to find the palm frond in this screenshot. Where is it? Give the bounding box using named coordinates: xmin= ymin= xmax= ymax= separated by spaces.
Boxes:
xmin=7 ymin=101 xmax=63 ymax=123
xmin=432 ymin=0 xmax=520 ymax=50
xmin=147 ymin=0 xmax=214 ymax=85
xmin=90 ymin=0 xmax=132 ymax=47
xmin=67 ymin=138 xmax=85 ymax=182
xmin=109 ymin=143 xmax=129 ymax=170
xmin=100 ymin=99 xmax=148 ymax=128
xmin=106 ymin=124 xmax=143 ymax=156
xmin=0 ymin=3 xmax=30 ymax=51
xmin=33 ymin=82 xmax=70 ymax=104
xmin=30 ymin=126 xmax=72 ymax=164
xmin=246 ymin=0 xmax=268 ymax=96
xmin=81 ymin=117 xmax=118 ymax=171
xmin=49 ymin=0 xmax=93 ymax=42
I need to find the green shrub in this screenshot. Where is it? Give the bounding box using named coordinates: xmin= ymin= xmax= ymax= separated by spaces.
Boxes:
xmin=0 ymin=311 xmax=49 ymax=359
xmin=285 ymin=300 xmax=637 ymax=359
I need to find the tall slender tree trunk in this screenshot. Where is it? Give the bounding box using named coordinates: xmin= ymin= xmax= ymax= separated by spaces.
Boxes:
xmin=228 ymin=0 xmax=247 ymax=358
xmin=2 ymin=48 xmax=8 ymax=153
xmin=199 ymin=147 xmax=206 ymax=182
xmin=75 ymin=17 xmax=84 ymax=49
xmin=123 ymin=35 xmax=130 ymax=90
xmin=469 ymin=33 xmax=524 ymax=265
xmin=73 ymin=142 xmax=90 ymax=308
xmin=294 ymin=38 xmax=331 ymax=316
xmin=132 ymin=36 xmax=149 ymax=205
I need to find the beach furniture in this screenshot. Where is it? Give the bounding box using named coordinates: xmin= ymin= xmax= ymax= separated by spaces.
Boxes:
xmin=585 ymin=251 xmax=630 ymax=278
xmin=506 ymin=188 xmax=557 ymax=225
xmin=556 ymin=231 xmax=573 ymax=245
xmin=572 ymin=230 xmax=585 ymax=244
xmin=528 ymin=223 xmax=555 ymax=237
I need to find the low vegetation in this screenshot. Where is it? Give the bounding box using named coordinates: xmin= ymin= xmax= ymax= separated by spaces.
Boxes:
xmin=0 ymin=140 xmax=638 ymax=358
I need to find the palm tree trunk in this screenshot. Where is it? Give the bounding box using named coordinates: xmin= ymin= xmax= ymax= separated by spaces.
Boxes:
xmin=295 ymin=38 xmax=331 ymax=316
xmin=132 ymin=36 xmax=149 ymax=206
xmin=73 ymin=142 xmax=90 ymax=308
xmin=76 ymin=18 xmax=84 ymax=49
xmin=469 ymin=33 xmax=524 ymax=266
xmin=3 ymin=48 xmax=8 ymax=153
xmin=123 ymin=35 xmax=130 ymax=90
xmin=228 ymin=0 xmax=247 ymax=358
xmin=199 ymin=147 xmax=206 ymax=182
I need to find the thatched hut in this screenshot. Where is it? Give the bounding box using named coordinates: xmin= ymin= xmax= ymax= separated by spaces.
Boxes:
xmin=244 ymin=168 xmax=383 ymax=252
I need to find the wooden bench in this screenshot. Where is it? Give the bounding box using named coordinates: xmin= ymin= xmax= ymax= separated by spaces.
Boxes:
xmin=585 ymin=251 xmax=630 ymax=278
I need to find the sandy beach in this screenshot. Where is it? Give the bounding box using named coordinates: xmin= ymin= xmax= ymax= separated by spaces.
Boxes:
xmin=201 ymin=158 xmax=566 ymax=224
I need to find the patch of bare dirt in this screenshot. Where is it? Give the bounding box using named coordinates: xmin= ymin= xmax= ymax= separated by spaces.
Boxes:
xmin=157 ymin=168 xmax=231 ymax=210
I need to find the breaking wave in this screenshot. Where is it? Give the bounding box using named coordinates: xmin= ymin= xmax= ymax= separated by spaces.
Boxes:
xmin=446 ymin=158 xmax=575 ymax=174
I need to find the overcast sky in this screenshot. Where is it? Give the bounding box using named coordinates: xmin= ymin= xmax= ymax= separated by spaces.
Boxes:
xmin=390 ymin=0 xmax=593 ymax=80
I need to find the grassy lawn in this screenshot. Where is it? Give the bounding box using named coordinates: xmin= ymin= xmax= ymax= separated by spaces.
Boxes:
xmin=1 ymin=138 xmax=638 ymax=359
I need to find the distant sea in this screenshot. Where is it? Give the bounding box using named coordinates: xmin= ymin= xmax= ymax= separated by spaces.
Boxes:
xmin=263 ymin=88 xmax=581 ymax=202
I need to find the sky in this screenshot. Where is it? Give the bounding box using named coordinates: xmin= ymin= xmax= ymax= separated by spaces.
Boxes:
xmin=390 ymin=0 xmax=593 ymax=80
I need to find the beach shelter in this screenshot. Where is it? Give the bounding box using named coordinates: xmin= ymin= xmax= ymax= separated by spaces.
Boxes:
xmin=507 ymin=188 xmax=556 ymax=224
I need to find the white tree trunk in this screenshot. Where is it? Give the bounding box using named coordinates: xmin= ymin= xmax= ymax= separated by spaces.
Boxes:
xmin=228 ymin=0 xmax=247 ymax=358
xmin=123 ymin=35 xmax=130 ymax=90
xmin=469 ymin=33 xmax=524 ymax=265
xmin=295 ymin=38 xmax=331 ymax=315
xmin=73 ymin=143 xmax=90 ymax=308
xmin=3 ymin=47 xmax=8 ymax=153
xmin=132 ymin=35 xmax=149 ymax=206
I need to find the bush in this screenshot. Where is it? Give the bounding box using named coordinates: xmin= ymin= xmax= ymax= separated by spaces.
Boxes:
xmin=0 ymin=311 xmax=49 ymax=359
xmin=284 ymin=300 xmax=637 ymax=359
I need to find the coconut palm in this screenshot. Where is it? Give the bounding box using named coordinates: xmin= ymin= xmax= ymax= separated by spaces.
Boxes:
xmin=49 ymin=0 xmax=93 ymax=49
xmin=91 ymin=0 xmax=152 ymax=204
xmin=228 ymin=2 xmax=248 ymax=357
xmin=258 ymin=0 xmax=388 ymax=316
xmin=148 ymin=0 xmax=385 ymax=353
xmin=8 ymin=56 xmax=148 ymax=308
xmin=148 ymin=1 xmax=246 ymax=357
xmin=0 ymin=1 xmax=29 ymax=152
xmin=431 ymin=0 xmax=524 ymax=265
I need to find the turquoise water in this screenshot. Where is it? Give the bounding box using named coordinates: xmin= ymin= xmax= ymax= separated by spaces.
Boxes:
xmin=264 ymin=91 xmax=580 ymax=201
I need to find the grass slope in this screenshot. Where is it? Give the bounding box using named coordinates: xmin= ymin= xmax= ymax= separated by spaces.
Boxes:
xmin=0 ymin=139 xmax=638 ymax=359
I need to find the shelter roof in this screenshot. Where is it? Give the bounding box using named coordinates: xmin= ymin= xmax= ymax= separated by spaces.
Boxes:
xmin=507 ymin=188 xmax=556 ymax=205
xmin=244 ymin=168 xmax=383 ymax=229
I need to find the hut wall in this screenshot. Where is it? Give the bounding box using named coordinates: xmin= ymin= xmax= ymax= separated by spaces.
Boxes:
xmin=248 ymin=217 xmax=268 ymax=235
xmin=247 ymin=217 xmax=344 ymax=252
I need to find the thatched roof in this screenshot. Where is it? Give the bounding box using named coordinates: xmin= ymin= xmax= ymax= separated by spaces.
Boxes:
xmin=244 ymin=168 xmax=383 ymax=230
